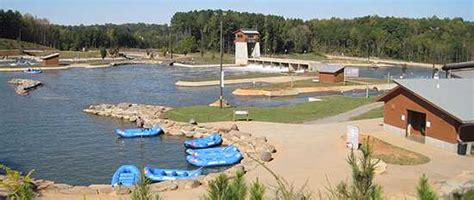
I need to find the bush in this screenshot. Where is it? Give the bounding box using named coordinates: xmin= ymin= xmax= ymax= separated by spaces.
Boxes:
xmin=100 ymin=47 xmax=107 ymax=59
xmin=417 ymin=174 xmax=438 ymax=200
xmin=130 ymin=169 xmax=160 ymax=200
xmin=249 ymin=179 xmax=265 ymax=200
xmin=0 ymin=164 xmax=36 ymax=200
xmin=203 ymin=169 xmax=268 ymax=200
xmin=326 ymin=142 xmax=383 ymax=200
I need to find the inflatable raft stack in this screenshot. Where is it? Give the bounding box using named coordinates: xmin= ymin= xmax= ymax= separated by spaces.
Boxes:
xmin=184 ymin=133 xmax=243 ymax=167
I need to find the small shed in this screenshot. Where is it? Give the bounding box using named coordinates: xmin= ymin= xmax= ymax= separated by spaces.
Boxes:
xmin=233 ymin=29 xmax=260 ymax=43
xmin=377 ymin=79 xmax=474 ymax=153
xmin=318 ymin=65 xmax=345 ymax=83
xmin=41 ymin=53 xmax=60 ymax=66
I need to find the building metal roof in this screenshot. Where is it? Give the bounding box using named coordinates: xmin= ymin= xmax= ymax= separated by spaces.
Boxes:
xmin=319 ymin=64 xmax=345 ymax=73
xmin=234 ymin=29 xmax=259 ymax=35
xmin=41 ymin=53 xmax=60 ymax=60
xmin=392 ymin=79 xmax=474 ymax=124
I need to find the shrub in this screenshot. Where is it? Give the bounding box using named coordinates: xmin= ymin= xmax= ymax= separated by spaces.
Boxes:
xmin=130 ymin=169 xmax=160 ymax=200
xmin=249 ymin=179 xmax=265 ymax=200
xmin=0 ymin=164 xmax=36 ymax=200
xmin=326 ymin=142 xmax=383 ymax=200
xmin=100 ymin=47 xmax=107 ymax=59
xmin=416 ymin=174 xmax=438 ymax=200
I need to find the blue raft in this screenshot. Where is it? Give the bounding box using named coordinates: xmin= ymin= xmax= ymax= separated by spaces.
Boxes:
xmin=115 ymin=126 xmax=162 ymax=138
xmin=186 ymin=151 xmax=243 ymax=167
xmin=111 ymin=165 xmax=140 ymax=187
xmin=23 ymin=69 xmax=42 ymax=74
xmin=184 ymin=133 xmax=222 ymax=149
xmin=144 ymin=167 xmax=203 ymax=182
xmin=186 ymin=145 xmax=239 ymax=156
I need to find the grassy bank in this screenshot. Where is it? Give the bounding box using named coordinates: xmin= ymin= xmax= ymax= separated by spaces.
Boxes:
xmin=166 ymin=96 xmax=375 ymax=123
xmin=0 ymin=38 xmax=52 ymax=50
xmin=181 ymin=72 xmax=284 ymax=82
xmin=350 ymin=106 xmax=384 ymax=121
xmin=249 ymin=78 xmax=388 ymax=91
xmin=59 ymin=51 xmax=102 ymax=58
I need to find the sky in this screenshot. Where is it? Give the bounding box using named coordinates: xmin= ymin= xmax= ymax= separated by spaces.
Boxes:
xmin=1 ymin=0 xmax=473 ymax=25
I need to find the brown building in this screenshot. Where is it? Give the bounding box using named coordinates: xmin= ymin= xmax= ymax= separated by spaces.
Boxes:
xmin=41 ymin=53 xmax=60 ymax=66
xmin=233 ymin=29 xmax=260 ymax=65
xmin=378 ymin=79 xmax=474 ymax=153
xmin=233 ymin=29 xmax=260 ymax=43
xmin=318 ymin=65 xmax=345 ymax=83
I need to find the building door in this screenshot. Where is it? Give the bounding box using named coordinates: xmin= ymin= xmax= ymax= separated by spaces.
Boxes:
xmin=406 ymin=110 xmax=426 ymax=143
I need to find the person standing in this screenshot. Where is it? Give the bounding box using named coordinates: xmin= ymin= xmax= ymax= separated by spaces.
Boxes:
xmin=136 ymin=116 xmax=145 ymax=128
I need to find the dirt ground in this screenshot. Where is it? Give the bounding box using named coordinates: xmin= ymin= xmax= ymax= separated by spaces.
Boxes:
xmin=39 ymin=118 xmax=474 ymax=199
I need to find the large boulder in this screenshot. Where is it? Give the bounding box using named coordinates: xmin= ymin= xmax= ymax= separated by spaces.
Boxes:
xmin=260 ymin=151 xmax=273 ymax=162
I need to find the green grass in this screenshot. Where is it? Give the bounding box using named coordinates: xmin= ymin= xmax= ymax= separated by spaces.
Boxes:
xmin=0 ymin=38 xmax=53 ymax=50
xmin=181 ymin=72 xmax=284 ymax=82
xmin=350 ymin=107 xmax=384 ymax=121
xmin=58 ymin=50 xmax=102 ymax=58
xmin=166 ymin=96 xmax=375 ymax=123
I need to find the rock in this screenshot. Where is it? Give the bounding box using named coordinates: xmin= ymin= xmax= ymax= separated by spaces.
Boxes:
xmin=260 ymin=151 xmax=273 ymax=162
xmin=59 ymin=186 xmax=98 ymax=195
xmin=202 ymin=173 xmax=220 ymax=185
xmin=34 ymin=179 xmax=55 ymax=190
xmin=373 ymin=159 xmax=387 ymax=175
xmin=168 ymin=129 xmax=184 ymax=136
xmin=9 ymin=79 xmax=42 ymax=95
xmin=194 ymin=132 xmax=204 ymax=138
xmin=196 ymin=127 xmax=208 ymax=133
xmin=437 ymin=170 xmax=474 ymax=197
xmin=52 ymin=184 xmax=73 ymax=190
xmin=89 ymin=184 xmax=114 ymax=194
xmin=174 ymin=179 xmax=201 ymax=189
xmin=189 ymin=118 xmax=197 ymax=125
xmin=183 ymin=131 xmax=195 ymax=138
xmin=150 ymin=182 xmax=178 ymax=192
xmin=254 ymin=136 xmax=267 ymax=143
xmin=117 ymin=103 xmax=132 ymax=109
xmin=230 ymin=124 xmax=239 ymax=131
xmin=114 ymin=186 xmax=131 ymax=195
xmin=181 ymin=126 xmax=195 ymax=132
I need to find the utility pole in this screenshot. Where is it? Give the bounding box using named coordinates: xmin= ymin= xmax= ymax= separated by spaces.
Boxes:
xmin=219 ymin=20 xmax=224 ymax=108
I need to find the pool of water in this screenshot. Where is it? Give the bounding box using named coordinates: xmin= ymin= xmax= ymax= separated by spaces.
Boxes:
xmin=0 ymin=64 xmax=438 ymax=185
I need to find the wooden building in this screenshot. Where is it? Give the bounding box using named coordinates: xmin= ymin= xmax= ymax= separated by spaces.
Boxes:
xmin=41 ymin=53 xmax=60 ymax=66
xmin=318 ymin=65 xmax=345 ymax=83
xmin=377 ymin=79 xmax=474 ymax=152
xmin=234 ymin=29 xmax=260 ymax=65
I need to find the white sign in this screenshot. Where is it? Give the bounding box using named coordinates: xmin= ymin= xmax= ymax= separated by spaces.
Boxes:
xmin=344 ymin=67 xmax=359 ymax=77
xmin=347 ymin=125 xmax=360 ymax=149
xmin=221 ymin=71 xmax=225 ymax=88
xmin=401 ymin=115 xmax=406 ymax=121
xmin=426 ymin=121 xmax=431 ymax=128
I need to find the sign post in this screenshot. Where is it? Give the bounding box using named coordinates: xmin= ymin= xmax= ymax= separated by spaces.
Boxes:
xmin=347 ymin=125 xmax=360 ymax=150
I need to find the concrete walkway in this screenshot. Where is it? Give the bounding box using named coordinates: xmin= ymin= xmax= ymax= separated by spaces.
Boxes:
xmin=305 ymin=102 xmax=384 ymax=124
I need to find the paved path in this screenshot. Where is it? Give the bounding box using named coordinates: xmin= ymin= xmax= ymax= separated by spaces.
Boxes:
xmin=304 ymin=102 xmax=384 ymax=124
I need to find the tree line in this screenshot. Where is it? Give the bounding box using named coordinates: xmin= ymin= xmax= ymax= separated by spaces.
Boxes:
xmin=1 ymin=9 xmax=473 ymax=63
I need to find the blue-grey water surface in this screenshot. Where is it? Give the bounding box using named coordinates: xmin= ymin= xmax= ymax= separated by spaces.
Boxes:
xmin=0 ymin=64 xmax=439 ymax=185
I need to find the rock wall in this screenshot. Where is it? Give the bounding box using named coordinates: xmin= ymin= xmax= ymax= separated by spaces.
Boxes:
xmin=18 ymin=102 xmax=278 ymax=196
xmin=1 ymin=103 xmax=277 ymax=198
xmin=8 ymin=79 xmax=42 ymax=95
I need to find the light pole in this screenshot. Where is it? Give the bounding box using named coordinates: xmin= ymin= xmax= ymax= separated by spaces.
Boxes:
xmin=219 ymin=20 xmax=224 ymax=108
